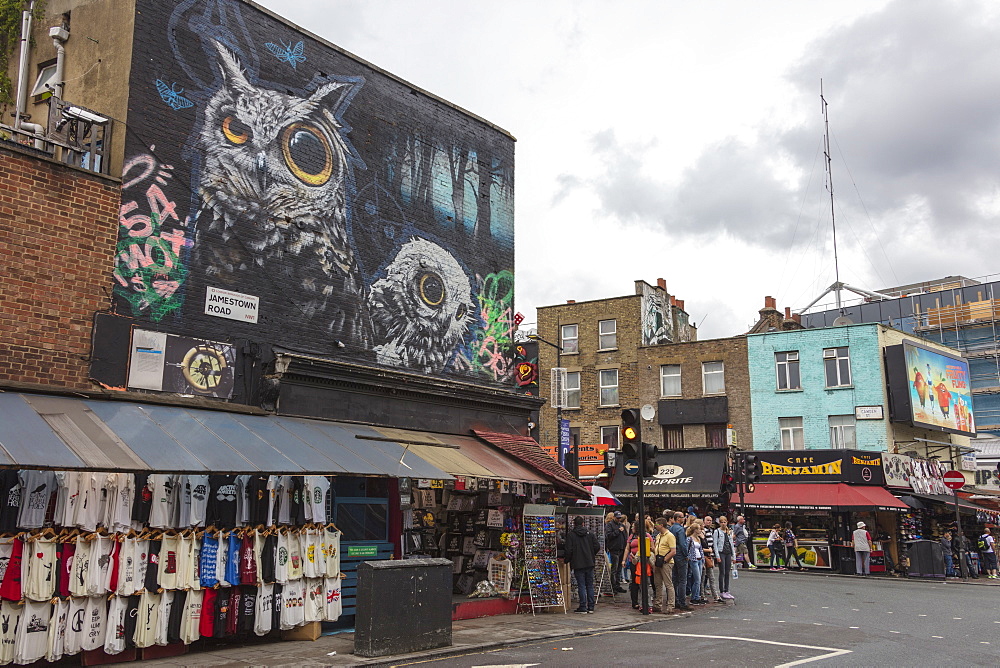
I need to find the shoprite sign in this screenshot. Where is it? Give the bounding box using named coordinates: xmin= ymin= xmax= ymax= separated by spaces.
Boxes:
xmin=755 ymin=449 xmax=885 ymax=485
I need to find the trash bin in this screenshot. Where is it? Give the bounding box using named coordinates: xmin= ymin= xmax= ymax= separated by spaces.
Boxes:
xmin=354 ymin=558 xmax=453 ymax=658
xmin=905 ymin=540 xmax=945 ymax=578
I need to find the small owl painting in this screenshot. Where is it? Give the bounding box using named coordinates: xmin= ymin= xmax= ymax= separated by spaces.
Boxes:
xmin=368 ymin=238 xmax=475 ymax=373
xmin=193 ymin=41 xmax=370 ymax=346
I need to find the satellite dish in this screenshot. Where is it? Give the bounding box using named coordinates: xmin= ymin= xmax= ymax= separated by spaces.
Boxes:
xmin=640 ymin=404 xmax=655 ymax=421
xmin=832 ymin=315 xmax=854 ymax=326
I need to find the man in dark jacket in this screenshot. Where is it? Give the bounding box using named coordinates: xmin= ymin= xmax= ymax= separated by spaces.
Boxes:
xmin=669 ymin=511 xmax=692 ymax=611
xmin=605 ymin=511 xmax=628 ymax=593
xmin=565 ymin=516 xmax=601 ymax=613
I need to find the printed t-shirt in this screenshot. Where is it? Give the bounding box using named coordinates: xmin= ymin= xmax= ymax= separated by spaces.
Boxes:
xmin=0 ymin=599 xmax=22 ymax=664
xmin=207 ymin=476 xmax=238 ymax=528
xmin=14 ymin=599 xmax=50 ymax=665
xmin=254 ymin=582 xmax=273 ymax=636
xmin=46 ymin=597 xmax=69 ymax=662
xmin=200 ymin=535 xmax=220 ymax=587
xmin=63 ymin=594 xmax=87 ymax=655
xmin=304 ymin=476 xmax=330 ymax=523
xmin=132 ymin=474 xmax=153 ymax=524
xmin=17 ymin=470 xmax=56 ymax=529
xmin=199 ymin=588 xmax=217 ymax=639
xmin=0 ymin=471 xmax=20 ymax=533
xmin=23 ymin=537 xmax=56 ymax=601
xmin=135 ymin=591 xmax=160 ymax=649
xmin=104 ymin=594 xmax=128 ymax=656
xmin=0 ymin=539 xmax=23 ymax=602
xmin=280 ymin=579 xmax=305 ymax=630
xmin=81 ymin=593 xmax=107 ymax=651
xmin=324 ymin=576 xmax=342 ymax=621
xmin=238 ymin=585 xmax=257 ymax=635
xmin=181 ymin=588 xmax=203 ymax=645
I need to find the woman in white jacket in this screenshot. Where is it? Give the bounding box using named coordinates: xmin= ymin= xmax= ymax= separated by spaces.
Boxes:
xmin=713 ymin=517 xmax=737 ymax=600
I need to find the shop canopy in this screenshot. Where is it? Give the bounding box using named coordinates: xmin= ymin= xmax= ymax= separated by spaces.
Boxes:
xmin=905 ymin=491 xmax=986 ymax=513
xmin=742 ymin=483 xmax=909 ymax=511
xmin=609 ymin=448 xmax=729 ymax=499
xmin=0 ymin=391 xmax=455 ymax=478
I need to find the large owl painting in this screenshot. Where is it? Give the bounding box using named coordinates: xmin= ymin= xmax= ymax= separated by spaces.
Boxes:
xmin=192 ymin=42 xmax=371 ymax=346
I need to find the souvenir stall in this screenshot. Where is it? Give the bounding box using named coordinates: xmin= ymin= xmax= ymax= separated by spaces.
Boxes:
xmin=0 ymin=469 xmax=345 ymax=666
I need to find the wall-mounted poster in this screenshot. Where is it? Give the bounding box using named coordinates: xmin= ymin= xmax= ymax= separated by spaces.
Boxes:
xmin=128 ymin=328 xmax=235 ymax=398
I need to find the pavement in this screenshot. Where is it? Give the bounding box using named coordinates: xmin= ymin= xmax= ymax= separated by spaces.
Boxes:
xmin=136 ymin=567 xmax=1000 ymax=667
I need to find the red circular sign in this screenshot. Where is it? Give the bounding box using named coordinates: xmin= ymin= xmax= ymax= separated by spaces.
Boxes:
xmin=943 ymin=470 xmax=965 ymax=490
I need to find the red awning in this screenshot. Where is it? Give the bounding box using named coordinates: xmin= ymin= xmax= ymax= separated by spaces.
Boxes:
xmin=743 ymin=483 xmax=909 ymax=511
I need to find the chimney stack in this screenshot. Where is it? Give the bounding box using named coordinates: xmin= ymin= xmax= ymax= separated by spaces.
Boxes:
xmin=657 ymin=278 xmax=666 ymax=290
xmin=784 ymin=307 xmax=791 ymax=319
xmin=764 ymin=296 xmax=776 ymax=310
xmin=676 ymin=299 xmax=685 ymax=311
xmin=792 ymin=313 xmax=801 ymax=324
xmin=566 ymin=300 xmax=576 ymax=304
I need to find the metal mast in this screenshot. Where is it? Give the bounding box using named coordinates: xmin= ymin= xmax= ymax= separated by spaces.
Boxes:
xmin=821 ymin=79 xmax=843 ymax=311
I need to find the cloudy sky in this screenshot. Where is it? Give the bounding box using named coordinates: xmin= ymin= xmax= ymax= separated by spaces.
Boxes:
xmin=259 ymin=0 xmax=1000 ymax=339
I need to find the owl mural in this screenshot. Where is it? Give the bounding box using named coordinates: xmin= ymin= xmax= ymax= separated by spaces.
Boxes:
xmin=368 ymin=238 xmax=475 ymax=373
xmin=193 ymin=42 xmax=371 ymax=345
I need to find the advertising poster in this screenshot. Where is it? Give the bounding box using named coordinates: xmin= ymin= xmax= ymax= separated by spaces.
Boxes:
xmin=128 ymin=329 xmax=236 ymax=398
xmin=904 ymin=342 xmax=976 ymax=435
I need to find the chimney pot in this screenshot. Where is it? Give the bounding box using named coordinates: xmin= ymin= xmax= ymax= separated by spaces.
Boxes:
xmin=676 ymin=299 xmax=685 ymax=311
xmin=657 ymin=278 xmax=666 ymax=290
xmin=566 ymin=300 xmax=575 ymax=304
xmin=764 ymin=296 xmax=776 ymax=309
xmin=784 ymin=307 xmax=791 ymax=318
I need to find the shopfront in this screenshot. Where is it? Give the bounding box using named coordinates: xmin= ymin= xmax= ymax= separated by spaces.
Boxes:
xmin=608 ymin=448 xmax=730 ymax=517
xmin=741 ymin=449 xmax=907 ymax=572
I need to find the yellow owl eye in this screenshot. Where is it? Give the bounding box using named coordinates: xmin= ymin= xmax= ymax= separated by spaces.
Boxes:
xmin=281 ymin=122 xmax=333 ymax=186
xmin=221 ymin=116 xmax=251 ymax=145
xmin=455 ymin=303 xmax=467 ymax=321
xmin=418 ymin=272 xmax=445 ymax=308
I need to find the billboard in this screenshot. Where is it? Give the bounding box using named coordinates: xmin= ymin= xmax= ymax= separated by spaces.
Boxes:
xmin=897 ymin=342 xmax=976 ymax=435
xmin=114 ymin=0 xmax=515 ymax=386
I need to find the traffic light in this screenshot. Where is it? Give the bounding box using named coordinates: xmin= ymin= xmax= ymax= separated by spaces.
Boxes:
xmin=642 ymin=442 xmax=659 ymax=477
xmin=621 ymin=408 xmax=641 ymax=460
xmin=743 ymin=454 xmax=761 ymax=483
xmin=722 ymin=473 xmax=736 ymax=494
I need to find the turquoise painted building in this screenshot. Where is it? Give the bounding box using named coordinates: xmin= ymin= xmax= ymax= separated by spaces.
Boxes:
xmin=747 ymin=323 xmax=889 ymax=452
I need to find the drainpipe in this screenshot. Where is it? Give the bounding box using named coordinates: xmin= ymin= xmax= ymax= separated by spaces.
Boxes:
xmin=50 ymin=25 xmax=69 ymax=99
xmin=13 ymin=1 xmax=36 ymax=132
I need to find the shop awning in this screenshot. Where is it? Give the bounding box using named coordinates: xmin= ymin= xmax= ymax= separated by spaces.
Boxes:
xmin=0 ymin=392 xmax=450 ymax=479
xmin=472 ymin=430 xmax=590 ymax=498
xmin=906 ymin=492 xmax=985 ymax=513
xmin=742 ymin=483 xmax=909 ymax=511
xmin=608 ymin=448 xmax=729 ymax=499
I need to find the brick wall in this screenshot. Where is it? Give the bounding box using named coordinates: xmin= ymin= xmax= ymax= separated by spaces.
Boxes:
xmin=0 ymin=144 xmax=120 ymax=389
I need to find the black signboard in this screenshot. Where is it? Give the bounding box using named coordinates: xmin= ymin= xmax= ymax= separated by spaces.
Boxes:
xmin=755 ymin=449 xmax=885 ymax=486
xmin=609 ymin=448 xmax=729 ymax=498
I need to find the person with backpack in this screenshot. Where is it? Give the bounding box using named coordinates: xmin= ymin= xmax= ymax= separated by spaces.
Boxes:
xmin=853 ymin=521 xmax=873 ymax=577
xmin=783 ymin=521 xmax=803 ymax=570
xmin=978 ymin=527 xmax=997 ymax=579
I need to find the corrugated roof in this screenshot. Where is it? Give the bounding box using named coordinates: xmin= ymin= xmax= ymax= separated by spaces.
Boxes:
xmin=472 ymin=430 xmax=589 ymax=498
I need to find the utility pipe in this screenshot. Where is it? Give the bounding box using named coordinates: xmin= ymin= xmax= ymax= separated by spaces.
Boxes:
xmin=13 ymin=1 xmax=36 ymax=131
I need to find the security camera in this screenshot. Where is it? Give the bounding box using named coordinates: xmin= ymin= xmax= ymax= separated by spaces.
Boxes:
xmin=62 ymin=105 xmax=108 ymax=124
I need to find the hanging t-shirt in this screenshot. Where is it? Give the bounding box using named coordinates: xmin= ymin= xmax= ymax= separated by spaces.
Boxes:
xmin=254 ymin=582 xmax=273 ymax=637
xmin=286 ymin=531 xmax=303 ymax=581
xmin=198 ymin=588 xmax=217 ymax=639
xmin=69 ymin=539 xmax=90 ymax=598
xmin=87 ymin=535 xmax=112 ymax=597
xmin=280 ymin=579 xmax=305 ymax=630
xmin=213 ymin=588 xmax=231 ymax=639
xmin=302 ymin=530 xmax=324 ymax=578
xmin=235 ymin=476 xmax=251 ymax=527
xmin=0 ymin=539 xmax=24 ymax=602
xmin=81 ymin=593 xmax=107 ymax=652
xmin=55 ymin=542 xmax=73 ymax=599
xmin=13 ymin=599 xmax=49 ymax=665
xmin=0 ymin=599 xmax=22 ymax=665
xmin=167 ymin=589 xmax=186 ymax=645
xmin=188 ymin=475 xmax=210 ymax=528
xmin=105 ymin=473 xmax=135 ymax=533
xmin=200 ymin=535 xmax=220 ymax=588
xmin=176 ymin=475 xmax=193 ymax=529
xmin=148 ymin=475 xmax=175 ymax=529
xmin=144 ymin=540 xmax=162 ymax=593
xmin=132 ymin=474 xmax=153 ymax=525
xmin=154 ymin=590 xmax=174 ymax=647
xmin=239 ymin=534 xmax=257 ymax=585
xmin=324 ymin=528 xmax=341 ymax=578
xmin=63 ymin=595 xmax=87 ymax=657
xmin=104 ymin=594 xmax=128 ymax=656
xmin=116 ymin=539 xmax=136 ymax=597
xmin=238 ymin=585 xmax=257 ymax=636
xmin=122 ymin=596 xmax=140 ymax=651
xmin=73 ymin=471 xmax=104 ymax=532
xmin=291 ymin=477 xmax=306 ymax=525
xmin=104 ymin=538 xmax=122 ymax=594
xmin=52 ymin=471 xmax=69 ymax=528
xmin=135 ymin=590 xmax=160 ymax=649
xmin=275 ymin=531 xmax=289 ymax=584
xmin=168 ymin=474 xmax=185 ymax=529
xmin=207 ymin=476 xmax=238 ymax=529
xmin=304 ymin=577 xmax=324 ymax=622
xmin=224 ymin=587 xmax=241 ymax=636
xmin=180 ymin=588 xmax=203 ymax=645
xmin=271 ymin=583 xmax=283 ymax=632
xmin=171 ymin=535 xmax=191 ymax=591
xmin=0 ymin=471 xmax=21 ymax=533
xmin=266 ymin=476 xmax=279 ymax=527
xmin=247 ymin=475 xmax=270 ymax=526
xmin=216 ymin=534 xmax=229 ymax=587
xmin=252 ymin=530 xmax=266 ymax=585
xmin=17 ymin=470 xmax=56 ymax=529
xmin=158 ymin=536 xmax=180 ymax=591
xmin=323 ymin=575 xmax=342 ymax=621
xmin=304 ymin=476 xmax=330 ymax=523
xmin=132 ymin=540 xmax=149 ymax=595
xmin=225 ymin=535 xmax=241 ymax=586
xmin=46 ymin=597 xmax=69 ymax=662
xmin=23 ymin=537 xmax=56 ymax=602
xmin=260 ymin=533 xmax=277 ymax=584
xmin=0 ymin=544 xmax=13 ymax=596
xmin=276 ymin=476 xmax=292 ymax=526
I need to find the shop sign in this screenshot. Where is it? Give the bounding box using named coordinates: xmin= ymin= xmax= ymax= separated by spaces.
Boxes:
xmin=346 ymin=545 xmax=379 ymax=557
xmin=855 ymin=405 xmax=884 ymax=420
xmin=430 ymin=480 xmax=444 ymax=489
xmin=755 ymin=449 xmax=885 ymax=485
xmin=610 ymin=448 xmax=729 ymax=498
xmin=961 ymin=452 xmax=977 ymax=471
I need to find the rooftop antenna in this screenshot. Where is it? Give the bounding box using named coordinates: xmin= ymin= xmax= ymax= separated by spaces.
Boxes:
xmin=795 ymin=80 xmax=893 ymax=318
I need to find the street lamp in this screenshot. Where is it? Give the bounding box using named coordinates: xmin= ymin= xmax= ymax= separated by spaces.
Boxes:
xmin=527 ymin=333 xmax=577 ymax=478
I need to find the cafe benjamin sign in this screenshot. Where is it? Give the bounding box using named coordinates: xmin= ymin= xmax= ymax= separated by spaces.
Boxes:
xmin=755 ymin=449 xmax=885 ymax=485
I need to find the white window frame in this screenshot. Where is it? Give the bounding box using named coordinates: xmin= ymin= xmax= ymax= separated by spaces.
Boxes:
xmin=598 ymin=319 xmax=617 ymax=350
xmin=660 ymin=364 xmax=681 ymax=397
xmin=599 ymin=369 xmax=619 ymax=407
xmin=600 ymin=426 xmax=619 ymax=450
xmin=779 ymin=417 xmax=804 ymax=450
xmin=565 ymin=371 xmax=581 ymax=409
xmin=775 ymin=351 xmax=800 ymax=390
xmin=829 ymin=415 xmax=856 ymax=449
xmin=702 ymin=361 xmax=725 ymax=395
xmin=823 ymin=347 xmax=852 ymax=387
xmin=561 ymin=324 xmax=578 ymax=354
